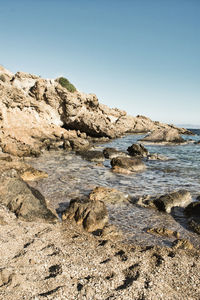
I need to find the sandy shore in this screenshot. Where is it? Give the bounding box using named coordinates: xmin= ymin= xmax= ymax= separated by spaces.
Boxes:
xmin=0 ymin=203 xmax=199 ymax=300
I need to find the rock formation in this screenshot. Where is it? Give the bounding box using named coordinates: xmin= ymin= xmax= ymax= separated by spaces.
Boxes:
xmin=140 ymin=128 xmax=185 ymax=144
xmin=0 ymin=65 xmax=190 ymax=157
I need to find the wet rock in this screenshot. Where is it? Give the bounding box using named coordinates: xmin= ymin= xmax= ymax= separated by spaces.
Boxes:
xmin=152 ymin=190 xmax=192 ymax=213
xmin=184 ymin=201 xmax=200 ymax=216
xmin=0 ymin=171 xmax=57 ymax=222
xmin=103 ymin=147 xmax=128 ymax=159
xmin=19 ymin=167 xmax=48 ymax=181
xmin=147 ymin=153 xmax=169 ymax=161
xmin=76 ymin=150 xmax=105 ymax=162
xmin=127 ymin=143 xmax=149 ymax=157
xmin=134 ymin=190 xmax=192 ymax=213
xmin=188 ymin=220 xmax=200 ymax=235
xmin=62 ymin=197 xmax=108 ymax=232
xmin=146 ymin=227 xmax=180 ymax=238
xmin=184 ymin=200 xmax=200 ymax=234
xmin=140 ymin=128 xmax=185 ymax=144
xmin=172 ymin=239 xmax=194 ymax=250
xmin=0 ymin=157 xmax=47 ymax=181
xmin=69 ymin=138 xmax=90 ymax=151
xmin=194 ymin=140 xmax=200 ymax=144
xmin=89 ymin=186 xmax=130 ymax=204
xmin=111 ymin=156 xmax=146 ymax=174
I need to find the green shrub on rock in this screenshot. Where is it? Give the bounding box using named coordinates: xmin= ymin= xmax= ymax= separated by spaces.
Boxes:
xmin=58 ymin=77 xmax=76 ymax=93
xmin=0 ymin=74 xmax=6 ymax=82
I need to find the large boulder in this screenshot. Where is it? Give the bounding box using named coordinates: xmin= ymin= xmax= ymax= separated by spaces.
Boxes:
xmin=140 ymin=128 xmax=185 ymax=144
xmin=0 ymin=170 xmax=57 ymax=222
xmin=62 ymin=197 xmax=108 ymax=232
xmin=111 ymin=156 xmax=146 ymax=174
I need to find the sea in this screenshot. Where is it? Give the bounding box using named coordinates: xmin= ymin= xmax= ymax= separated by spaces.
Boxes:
xmin=27 ymin=129 xmax=200 ymax=248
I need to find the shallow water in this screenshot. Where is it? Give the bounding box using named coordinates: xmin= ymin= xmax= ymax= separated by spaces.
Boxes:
xmin=27 ymin=132 xmax=200 ymax=248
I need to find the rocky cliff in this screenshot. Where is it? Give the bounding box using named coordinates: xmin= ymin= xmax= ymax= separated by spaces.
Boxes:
xmin=0 ymin=66 xmax=189 ymax=156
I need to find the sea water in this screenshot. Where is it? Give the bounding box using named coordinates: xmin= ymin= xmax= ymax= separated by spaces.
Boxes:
xmin=27 ymin=130 xmax=200 ymax=248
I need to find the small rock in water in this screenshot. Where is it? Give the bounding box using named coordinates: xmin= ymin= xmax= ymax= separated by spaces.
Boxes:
xmin=147 ymin=153 xmax=169 ymax=161
xmin=111 ymin=156 xmax=146 ymax=174
xmin=133 ymin=190 xmax=192 ymax=213
xmin=153 ymin=190 xmax=192 ymax=213
xmin=127 ymin=143 xmax=149 ymax=157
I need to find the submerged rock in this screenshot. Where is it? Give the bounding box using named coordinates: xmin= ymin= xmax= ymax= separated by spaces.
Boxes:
xmin=127 ymin=143 xmax=149 ymax=157
xmin=140 ymin=128 xmax=185 ymax=144
xmin=111 ymin=156 xmax=146 ymax=174
xmin=103 ymin=147 xmax=128 ymax=159
xmin=0 ymin=171 xmax=57 ymax=222
xmin=62 ymin=197 xmax=108 ymax=232
xmin=147 ymin=153 xmax=169 ymax=161
xmin=89 ymin=186 xmax=130 ymax=204
xmin=76 ymin=150 xmax=105 ymax=162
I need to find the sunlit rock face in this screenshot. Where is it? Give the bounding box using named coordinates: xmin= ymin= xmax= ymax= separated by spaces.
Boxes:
xmin=0 ymin=66 xmax=189 ymax=157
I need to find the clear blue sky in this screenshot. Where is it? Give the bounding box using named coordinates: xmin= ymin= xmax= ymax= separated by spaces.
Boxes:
xmin=0 ymin=0 xmax=200 ymax=126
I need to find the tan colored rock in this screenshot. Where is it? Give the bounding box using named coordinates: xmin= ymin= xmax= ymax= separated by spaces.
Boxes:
xmin=172 ymin=239 xmax=194 ymax=250
xmin=141 ymin=128 xmax=185 ymax=144
xmin=147 ymin=227 xmax=180 ymax=238
xmin=0 ymin=66 xmax=191 ymax=158
xmin=89 ymin=186 xmax=130 ymax=204
xmin=62 ymin=197 xmax=108 ymax=232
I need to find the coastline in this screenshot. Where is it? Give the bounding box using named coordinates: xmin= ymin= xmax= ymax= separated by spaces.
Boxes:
xmin=0 ymin=66 xmax=200 ymax=299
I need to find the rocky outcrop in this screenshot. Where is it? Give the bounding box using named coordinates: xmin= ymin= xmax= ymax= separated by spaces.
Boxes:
xmin=0 ymin=170 xmax=57 ymax=222
xmin=140 ymin=128 xmax=185 ymax=144
xmin=0 ymin=66 xmax=190 ymax=157
xmin=111 ymin=156 xmax=146 ymax=174
xmin=62 ymin=197 xmax=108 ymax=232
